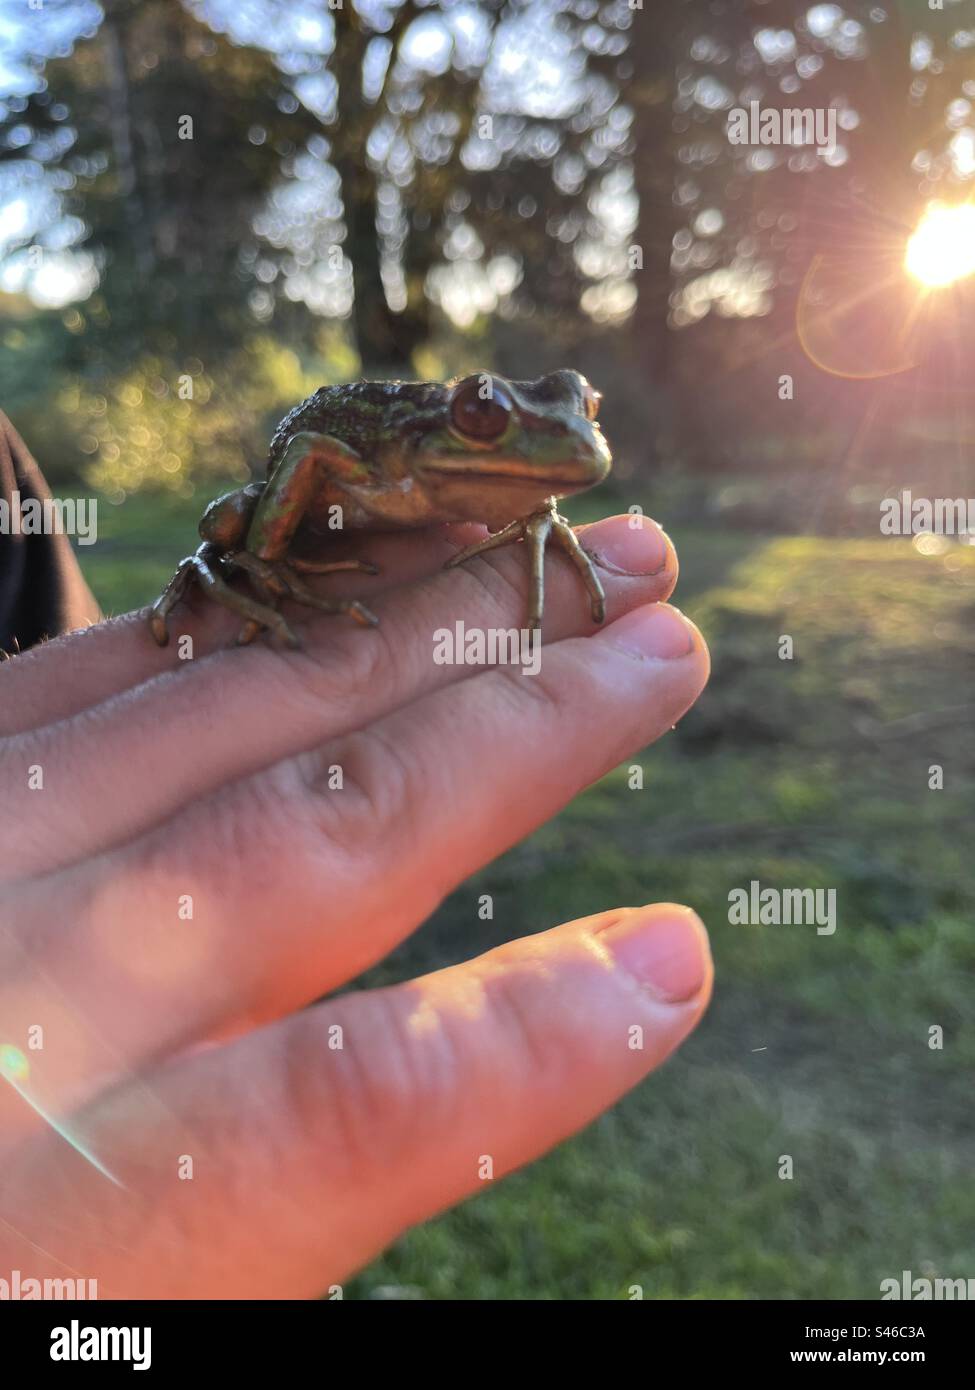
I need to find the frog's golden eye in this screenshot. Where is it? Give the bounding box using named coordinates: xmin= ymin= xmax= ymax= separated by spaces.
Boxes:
xmin=583 ymin=384 xmax=602 ymax=422
xmin=449 ymin=377 xmax=512 ymax=442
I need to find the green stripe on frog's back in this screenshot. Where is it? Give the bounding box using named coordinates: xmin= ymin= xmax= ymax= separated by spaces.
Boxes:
xmin=265 ymin=381 xmax=449 ymax=477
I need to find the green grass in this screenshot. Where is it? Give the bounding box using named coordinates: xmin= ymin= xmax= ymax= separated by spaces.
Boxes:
xmin=76 ymin=490 xmax=210 ymax=616
xmin=75 ymin=493 xmax=975 ymax=1300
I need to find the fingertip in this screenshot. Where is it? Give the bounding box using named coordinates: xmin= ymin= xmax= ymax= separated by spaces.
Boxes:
xmin=601 ymin=602 xmax=707 ymax=663
xmin=593 ymin=903 xmax=712 ymax=1007
xmin=580 ymin=513 xmax=677 ymax=589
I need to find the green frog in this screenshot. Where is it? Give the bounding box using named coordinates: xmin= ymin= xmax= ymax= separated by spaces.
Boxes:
xmin=149 ymin=369 xmax=612 ymax=648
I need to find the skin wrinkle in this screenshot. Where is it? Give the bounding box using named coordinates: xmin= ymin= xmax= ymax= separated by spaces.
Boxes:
xmin=481 ymin=956 xmax=567 ymax=1085
xmin=298 ymin=999 xmax=436 ymax=1189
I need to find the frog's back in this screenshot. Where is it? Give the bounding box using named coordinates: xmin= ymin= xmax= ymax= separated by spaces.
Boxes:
xmin=266 ymin=380 xmax=447 ymax=474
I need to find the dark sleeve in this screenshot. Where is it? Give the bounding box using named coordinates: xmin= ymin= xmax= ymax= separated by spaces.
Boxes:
xmin=0 ymin=410 xmax=101 ymax=653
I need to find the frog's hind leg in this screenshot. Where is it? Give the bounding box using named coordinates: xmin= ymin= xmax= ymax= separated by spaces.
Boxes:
xmin=150 ymin=542 xmax=300 ymax=648
xmin=149 ymin=550 xmax=200 ymax=646
xmin=230 ymin=551 xmax=378 ymax=632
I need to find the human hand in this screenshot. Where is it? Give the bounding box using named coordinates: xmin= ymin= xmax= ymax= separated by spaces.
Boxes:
xmin=0 ymin=514 xmax=710 ymax=1298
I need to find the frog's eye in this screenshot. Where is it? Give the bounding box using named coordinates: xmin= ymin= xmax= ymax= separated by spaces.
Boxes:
xmin=449 ymin=377 xmax=512 ymax=442
xmin=582 ymin=383 xmax=602 ymax=422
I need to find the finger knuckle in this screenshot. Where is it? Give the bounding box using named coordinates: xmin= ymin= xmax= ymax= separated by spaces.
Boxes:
xmin=298 ymin=726 xmax=423 ymax=861
xmin=483 ymin=959 xmax=572 ymax=1079
xmin=283 ymin=991 xmax=449 ymax=1183
xmin=252 ymin=621 xmax=392 ymax=721
xmin=492 ymin=658 xmax=567 ymax=718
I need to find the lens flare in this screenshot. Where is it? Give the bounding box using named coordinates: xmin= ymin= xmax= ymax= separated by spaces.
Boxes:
xmin=1 ymin=1042 xmax=122 ymax=1186
xmin=0 ymin=1044 xmax=29 ymax=1082
xmin=905 ymin=204 xmax=975 ymax=288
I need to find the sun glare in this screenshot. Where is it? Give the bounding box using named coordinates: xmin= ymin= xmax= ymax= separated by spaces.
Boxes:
xmin=905 ymin=204 xmax=975 ymax=288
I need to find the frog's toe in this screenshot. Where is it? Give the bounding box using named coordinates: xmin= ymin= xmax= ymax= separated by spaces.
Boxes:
xmin=346 ymin=599 xmax=380 ymax=628
xmin=149 ymin=612 xmax=171 ymax=647
xmin=148 ymin=551 xmax=200 ymax=646
xmin=289 ymin=557 xmax=380 ymax=578
xmin=278 ymin=569 xmax=380 ymax=629
xmin=236 ymin=615 xmax=300 ymax=648
xmin=297 ymin=590 xmax=379 ymax=628
xmin=241 ymin=611 xmax=299 ymax=649
xmin=275 ymin=617 xmax=302 ymax=648
xmin=444 ymin=516 xmax=525 ymax=571
xmin=549 ymin=512 xmax=606 ymax=624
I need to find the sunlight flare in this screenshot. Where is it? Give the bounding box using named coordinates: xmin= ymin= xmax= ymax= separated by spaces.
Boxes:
xmin=905 ymin=204 xmax=975 ymax=288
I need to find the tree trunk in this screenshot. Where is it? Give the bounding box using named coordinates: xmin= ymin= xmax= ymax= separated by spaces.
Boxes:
xmin=627 ymin=11 xmax=683 ymax=447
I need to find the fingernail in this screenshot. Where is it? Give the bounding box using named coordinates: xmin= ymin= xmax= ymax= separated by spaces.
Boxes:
xmin=605 ymin=603 xmax=700 ymax=660
xmin=583 ymin=515 xmax=671 ymax=576
xmin=598 ymin=906 xmax=710 ymax=1003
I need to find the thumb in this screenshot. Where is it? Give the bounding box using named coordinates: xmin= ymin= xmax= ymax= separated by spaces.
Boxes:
xmin=11 ymin=902 xmax=711 ymax=1297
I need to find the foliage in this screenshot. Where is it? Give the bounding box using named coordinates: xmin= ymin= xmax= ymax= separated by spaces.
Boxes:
xmin=73 ymin=331 xmax=357 ymax=497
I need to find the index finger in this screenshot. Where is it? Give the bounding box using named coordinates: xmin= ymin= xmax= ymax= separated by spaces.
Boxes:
xmin=0 ymin=523 xmax=484 ymax=738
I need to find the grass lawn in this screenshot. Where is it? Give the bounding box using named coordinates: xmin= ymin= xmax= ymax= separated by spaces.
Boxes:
xmin=77 ymin=491 xmax=975 ymax=1300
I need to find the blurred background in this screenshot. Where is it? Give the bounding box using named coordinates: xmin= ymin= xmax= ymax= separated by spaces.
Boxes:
xmin=1 ymin=0 xmax=973 ymax=1298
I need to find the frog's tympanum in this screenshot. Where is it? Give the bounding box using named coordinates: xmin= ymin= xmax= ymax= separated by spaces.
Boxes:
xmin=149 ymin=370 xmax=612 ymax=648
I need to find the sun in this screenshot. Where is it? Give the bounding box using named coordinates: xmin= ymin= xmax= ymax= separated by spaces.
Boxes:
xmin=905 ymin=203 xmax=975 ymax=288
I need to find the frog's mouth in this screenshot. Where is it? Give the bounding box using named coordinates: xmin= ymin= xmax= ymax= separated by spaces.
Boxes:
xmin=422 ymin=451 xmax=608 ymax=489
xmin=425 ymin=460 xmax=580 ymax=483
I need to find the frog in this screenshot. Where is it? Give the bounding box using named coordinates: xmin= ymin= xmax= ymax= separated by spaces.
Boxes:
xmin=148 ymin=369 xmax=612 ymax=649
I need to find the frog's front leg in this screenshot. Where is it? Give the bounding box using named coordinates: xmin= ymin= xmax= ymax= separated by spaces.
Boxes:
xmin=445 ymin=496 xmax=606 ymax=630
xmin=235 ymin=431 xmax=380 ymax=643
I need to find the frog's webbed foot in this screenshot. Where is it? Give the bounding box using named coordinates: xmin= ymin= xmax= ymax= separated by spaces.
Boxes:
xmin=228 ymin=551 xmax=380 ymax=644
xmin=444 ymin=496 xmax=606 ymax=630
xmin=149 ymin=543 xmax=301 ymax=648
